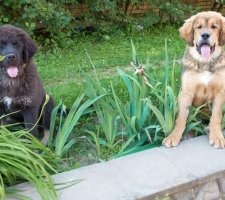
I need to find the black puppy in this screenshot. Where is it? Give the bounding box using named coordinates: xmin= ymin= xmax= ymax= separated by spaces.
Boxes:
xmin=0 ymin=24 xmax=54 ymax=143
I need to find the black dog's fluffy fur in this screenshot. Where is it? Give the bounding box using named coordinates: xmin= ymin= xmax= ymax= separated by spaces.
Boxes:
xmin=0 ymin=25 xmax=54 ymax=141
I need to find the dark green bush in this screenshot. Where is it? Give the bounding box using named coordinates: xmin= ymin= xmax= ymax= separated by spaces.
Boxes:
xmin=0 ymin=0 xmax=74 ymax=45
xmin=0 ymin=0 xmax=198 ymax=45
xmin=148 ymin=0 xmax=199 ymax=23
xmin=79 ymin=0 xmax=198 ymax=35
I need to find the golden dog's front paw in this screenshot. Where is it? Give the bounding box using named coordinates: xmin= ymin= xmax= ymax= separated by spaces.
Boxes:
xmin=162 ymin=133 xmax=182 ymax=148
xmin=209 ymin=133 xmax=225 ymax=149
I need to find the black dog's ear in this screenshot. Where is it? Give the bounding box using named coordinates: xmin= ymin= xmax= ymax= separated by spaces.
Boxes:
xmin=22 ymin=36 xmax=38 ymax=63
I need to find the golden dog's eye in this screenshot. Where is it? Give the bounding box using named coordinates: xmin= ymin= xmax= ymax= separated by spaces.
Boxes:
xmin=211 ymin=25 xmax=217 ymax=29
xmin=196 ymin=25 xmax=202 ymax=29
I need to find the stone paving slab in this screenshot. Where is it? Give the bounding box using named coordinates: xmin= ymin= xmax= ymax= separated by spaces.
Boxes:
xmin=7 ymin=135 xmax=225 ymax=200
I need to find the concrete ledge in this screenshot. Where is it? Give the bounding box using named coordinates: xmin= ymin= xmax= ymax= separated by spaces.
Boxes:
xmin=7 ymin=135 xmax=225 ymax=200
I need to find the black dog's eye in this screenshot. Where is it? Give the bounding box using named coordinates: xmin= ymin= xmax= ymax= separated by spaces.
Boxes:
xmin=12 ymin=41 xmax=18 ymax=46
xmin=0 ymin=40 xmax=6 ymax=46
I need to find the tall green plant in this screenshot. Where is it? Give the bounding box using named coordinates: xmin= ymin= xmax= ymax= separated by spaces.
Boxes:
xmin=0 ymin=128 xmax=58 ymax=200
xmin=147 ymin=40 xmax=204 ymax=139
xmin=48 ymin=93 xmax=105 ymax=157
xmin=147 ymin=0 xmax=198 ymax=24
xmin=112 ymin=69 xmax=153 ymax=137
xmin=110 ymin=73 xmax=161 ymax=157
xmin=84 ymin=45 xmax=160 ymax=159
xmin=83 ymin=72 xmax=122 ymax=159
xmin=146 ymin=86 xmax=177 ymax=137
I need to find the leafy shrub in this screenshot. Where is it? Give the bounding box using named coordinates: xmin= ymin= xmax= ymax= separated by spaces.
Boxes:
xmin=147 ymin=0 xmax=199 ymax=24
xmin=79 ymin=0 xmax=198 ymax=35
xmin=211 ymin=0 xmax=225 ymax=12
xmin=0 ymin=0 xmax=74 ymax=44
xmin=0 ymin=0 xmax=198 ymax=45
xmin=0 ymin=127 xmax=59 ymax=200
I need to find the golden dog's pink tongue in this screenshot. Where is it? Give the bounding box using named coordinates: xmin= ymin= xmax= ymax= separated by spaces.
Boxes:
xmin=7 ymin=66 xmax=18 ymax=78
xmin=200 ymin=44 xmax=211 ymax=59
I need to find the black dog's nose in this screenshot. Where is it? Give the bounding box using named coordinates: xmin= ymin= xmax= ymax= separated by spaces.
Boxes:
xmin=6 ymin=53 xmax=17 ymax=61
xmin=201 ymin=32 xmax=210 ymax=40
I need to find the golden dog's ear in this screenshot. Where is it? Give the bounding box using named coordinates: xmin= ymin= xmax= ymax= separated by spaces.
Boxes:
xmin=219 ymin=16 xmax=225 ymax=46
xmin=179 ymin=16 xmax=195 ymax=46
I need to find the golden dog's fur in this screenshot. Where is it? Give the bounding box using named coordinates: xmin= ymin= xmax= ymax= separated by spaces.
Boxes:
xmin=163 ymin=11 xmax=225 ymax=148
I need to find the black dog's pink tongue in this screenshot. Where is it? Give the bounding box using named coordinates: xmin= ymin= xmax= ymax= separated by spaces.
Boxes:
xmin=7 ymin=66 xmax=18 ymax=78
xmin=200 ymin=44 xmax=211 ymax=59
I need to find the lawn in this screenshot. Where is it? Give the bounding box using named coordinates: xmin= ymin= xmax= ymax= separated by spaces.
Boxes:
xmin=36 ymin=25 xmax=185 ymax=107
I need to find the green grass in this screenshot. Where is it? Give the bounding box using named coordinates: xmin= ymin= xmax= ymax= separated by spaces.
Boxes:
xmin=36 ymin=25 xmax=185 ymax=106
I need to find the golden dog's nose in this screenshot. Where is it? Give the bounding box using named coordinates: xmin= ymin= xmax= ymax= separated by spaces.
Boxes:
xmin=201 ymin=32 xmax=210 ymax=40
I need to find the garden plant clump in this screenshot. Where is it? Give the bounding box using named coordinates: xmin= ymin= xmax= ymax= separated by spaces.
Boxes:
xmin=41 ymin=33 xmax=207 ymax=162
xmin=0 ymin=0 xmax=198 ymax=46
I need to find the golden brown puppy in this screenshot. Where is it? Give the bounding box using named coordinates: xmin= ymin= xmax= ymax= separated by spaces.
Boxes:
xmin=163 ymin=11 xmax=225 ymax=148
